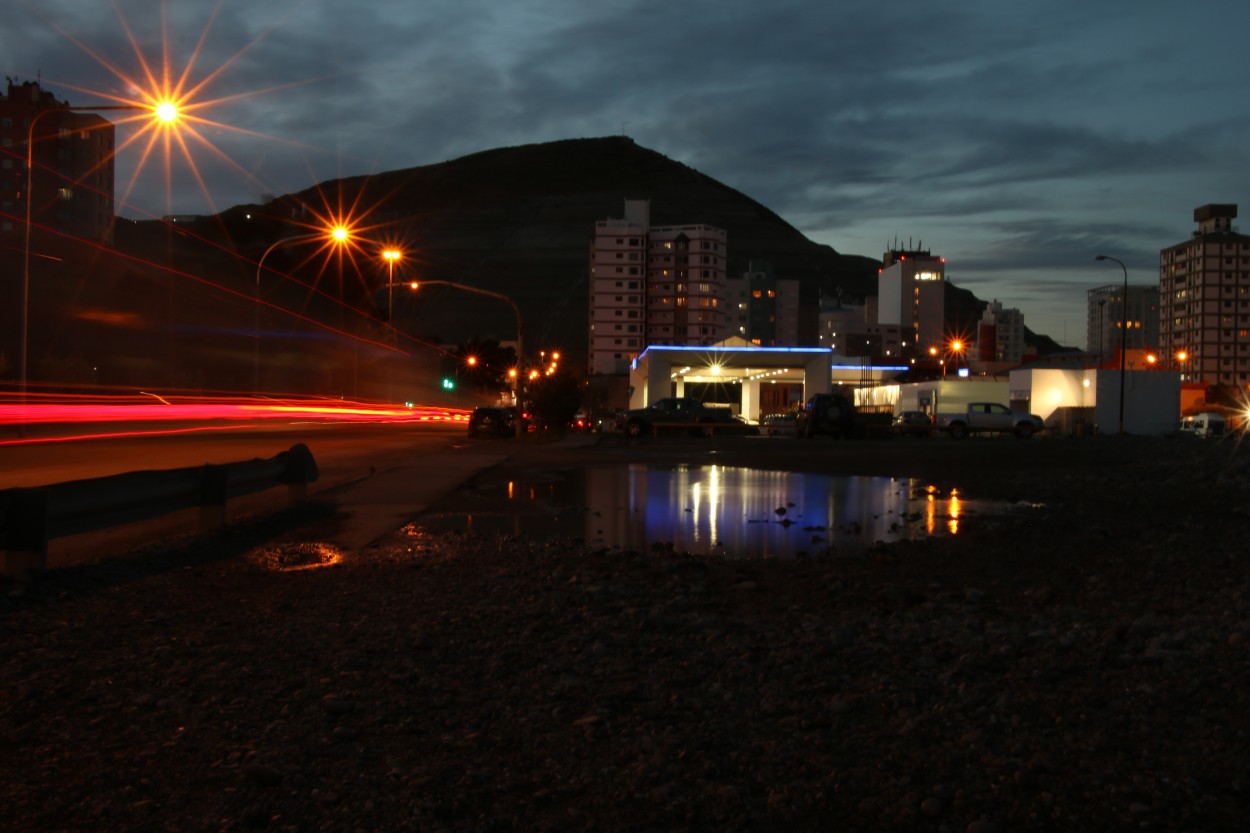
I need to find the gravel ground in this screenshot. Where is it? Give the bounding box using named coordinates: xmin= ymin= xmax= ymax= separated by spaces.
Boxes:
xmin=3 ymin=434 xmax=1250 ymax=832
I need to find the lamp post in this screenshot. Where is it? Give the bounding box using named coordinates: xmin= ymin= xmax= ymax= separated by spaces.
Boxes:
xmin=254 ymin=227 xmax=351 ymax=392
xmin=382 ymin=249 xmax=402 ymax=340
xmin=1096 ymin=254 xmax=1129 ymax=435
xmin=407 ymin=279 xmax=524 ymax=435
xmin=1098 ymin=298 xmax=1107 ymax=367
xmin=19 ymin=102 xmax=172 ymax=403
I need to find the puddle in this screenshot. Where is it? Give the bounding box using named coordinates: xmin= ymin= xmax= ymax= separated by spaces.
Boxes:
xmin=248 ymin=541 xmax=345 ymax=572
xmin=417 ymin=463 xmax=1028 ymax=558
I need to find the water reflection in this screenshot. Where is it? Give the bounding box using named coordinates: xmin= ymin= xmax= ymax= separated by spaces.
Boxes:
xmin=922 ymin=484 xmax=962 ymax=535
xmin=419 ymin=463 xmax=1001 ymax=558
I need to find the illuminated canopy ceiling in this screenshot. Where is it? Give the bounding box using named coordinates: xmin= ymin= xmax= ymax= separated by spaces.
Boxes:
xmin=632 ymin=344 xmax=908 ymax=385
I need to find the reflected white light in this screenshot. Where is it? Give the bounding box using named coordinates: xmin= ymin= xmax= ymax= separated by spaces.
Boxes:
xmin=708 ymin=466 xmax=720 ymax=548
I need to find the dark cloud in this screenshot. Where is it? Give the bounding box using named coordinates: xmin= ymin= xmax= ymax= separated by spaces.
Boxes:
xmin=6 ymin=0 xmax=1250 ymax=340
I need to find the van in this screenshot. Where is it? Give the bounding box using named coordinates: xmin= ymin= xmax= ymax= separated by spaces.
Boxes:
xmin=1180 ymin=412 xmax=1226 ymax=438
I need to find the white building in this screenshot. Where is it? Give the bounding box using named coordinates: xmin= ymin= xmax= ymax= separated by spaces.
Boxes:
xmin=872 ymin=367 xmax=1181 ymax=436
xmin=1011 ymin=366 xmax=1180 ymax=436
xmin=589 ymin=200 xmax=727 ymax=375
xmin=1159 ymin=203 xmax=1250 ymax=385
xmin=876 ymin=247 xmax=945 ymax=358
xmin=588 ymin=200 xmax=648 ymax=375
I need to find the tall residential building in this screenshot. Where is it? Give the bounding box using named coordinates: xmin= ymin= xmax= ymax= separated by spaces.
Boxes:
xmin=977 ymin=300 xmax=1026 ymax=363
xmin=0 ymin=81 xmax=117 ymax=242
xmin=723 ymin=260 xmax=800 ymax=346
xmin=1159 ymin=204 xmax=1250 ymax=384
xmin=876 ymin=246 xmax=945 ymax=358
xmin=589 ymin=200 xmax=727 ymax=374
xmin=1085 ymin=284 xmax=1159 ymax=366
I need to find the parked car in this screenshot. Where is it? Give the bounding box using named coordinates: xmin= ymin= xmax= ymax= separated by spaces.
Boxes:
xmin=1180 ymin=411 xmax=1226 ymax=438
xmin=467 ymin=406 xmax=526 ymax=437
xmin=728 ymin=415 xmax=762 ymax=436
xmin=595 ymin=410 xmax=626 ymax=433
xmin=795 ymin=392 xmax=856 ymax=438
xmin=892 ymin=410 xmax=934 ymax=437
xmin=761 ymin=411 xmax=800 ymax=437
xmin=619 ymin=397 xmax=738 ymax=437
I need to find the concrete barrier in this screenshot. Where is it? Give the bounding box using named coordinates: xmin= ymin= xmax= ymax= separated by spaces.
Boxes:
xmin=0 ymin=443 xmax=318 ymax=576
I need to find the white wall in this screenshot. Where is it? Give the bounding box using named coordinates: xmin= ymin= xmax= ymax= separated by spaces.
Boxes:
xmin=1011 ymin=368 xmax=1095 ymax=422
xmin=1010 ymin=367 xmax=1180 ymax=435
xmin=1096 ymin=371 xmax=1181 ymax=435
xmin=930 ymin=380 xmax=1010 ymax=416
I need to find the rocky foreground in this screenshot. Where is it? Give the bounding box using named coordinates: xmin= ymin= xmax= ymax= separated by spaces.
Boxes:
xmin=3 ymin=435 xmax=1250 ymax=832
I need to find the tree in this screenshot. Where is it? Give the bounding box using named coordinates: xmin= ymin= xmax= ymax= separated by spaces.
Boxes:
xmin=525 ymin=368 xmax=582 ymax=430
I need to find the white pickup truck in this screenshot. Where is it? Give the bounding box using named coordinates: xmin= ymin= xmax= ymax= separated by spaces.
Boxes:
xmin=935 ymin=402 xmax=1045 ymax=439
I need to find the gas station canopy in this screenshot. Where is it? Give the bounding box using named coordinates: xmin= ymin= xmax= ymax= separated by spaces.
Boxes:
xmin=629 ymin=341 xmax=908 ymax=416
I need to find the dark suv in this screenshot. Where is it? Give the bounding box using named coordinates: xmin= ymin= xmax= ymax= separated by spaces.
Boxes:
xmin=467 ymin=406 xmax=524 ymax=438
xmin=795 ymin=392 xmax=856 ymax=438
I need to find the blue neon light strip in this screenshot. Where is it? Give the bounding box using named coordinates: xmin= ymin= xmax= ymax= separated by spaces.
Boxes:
xmin=636 ymin=345 xmax=831 ymax=357
xmin=832 ymin=364 xmax=910 ymax=372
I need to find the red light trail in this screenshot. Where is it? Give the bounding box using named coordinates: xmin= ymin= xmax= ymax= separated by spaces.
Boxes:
xmin=0 ymin=392 xmax=469 ymax=447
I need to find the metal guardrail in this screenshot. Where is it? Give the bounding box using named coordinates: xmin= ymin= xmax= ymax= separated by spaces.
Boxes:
xmin=0 ymin=443 xmax=319 ymax=576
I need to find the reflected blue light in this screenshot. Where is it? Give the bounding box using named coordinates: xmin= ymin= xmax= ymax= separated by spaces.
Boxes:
xmin=418 ymin=464 xmax=1011 ymax=558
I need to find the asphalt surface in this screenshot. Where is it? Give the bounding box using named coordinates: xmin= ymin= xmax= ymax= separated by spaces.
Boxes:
xmin=21 ymin=432 xmax=598 ymax=571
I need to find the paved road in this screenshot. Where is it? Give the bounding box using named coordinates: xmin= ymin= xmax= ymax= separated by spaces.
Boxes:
xmin=0 ymin=421 xmax=465 ymax=490
xmin=1 ymin=422 xmax=561 ymax=570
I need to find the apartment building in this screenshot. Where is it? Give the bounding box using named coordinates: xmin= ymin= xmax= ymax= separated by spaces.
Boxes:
xmin=589 ymin=200 xmax=727 ymax=375
xmin=0 ymin=80 xmax=117 ymax=242
xmin=1159 ymin=204 xmax=1250 ymax=384
xmin=723 ymin=260 xmax=800 ymax=346
xmin=977 ymin=300 xmax=1027 ymax=363
xmin=1085 ymin=284 xmax=1159 ymax=366
xmin=876 ymin=246 xmax=945 ymax=359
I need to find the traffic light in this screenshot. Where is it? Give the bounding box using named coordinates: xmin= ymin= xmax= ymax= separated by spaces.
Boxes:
xmin=441 ymin=377 xmax=455 ymax=390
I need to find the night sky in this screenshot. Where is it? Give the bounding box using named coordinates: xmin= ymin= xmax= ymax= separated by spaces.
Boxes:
xmin=5 ymin=0 xmax=1249 ymax=345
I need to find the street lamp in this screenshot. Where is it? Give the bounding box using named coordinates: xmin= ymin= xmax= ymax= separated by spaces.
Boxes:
xmin=407 ymin=280 xmax=520 ymax=402
xmin=254 ymin=226 xmax=352 ymax=392
xmin=19 ymin=101 xmax=176 ymax=402
xmin=382 ymin=249 xmax=402 ymax=339
xmin=1098 ymin=298 xmax=1107 ymax=367
xmin=1096 ymin=254 xmax=1129 ymax=435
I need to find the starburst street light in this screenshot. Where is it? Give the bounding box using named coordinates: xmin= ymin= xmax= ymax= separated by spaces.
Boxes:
xmin=19 ymin=100 xmax=181 ymax=406
xmin=381 ymin=248 xmax=402 ymax=337
xmin=253 ymin=225 xmax=355 ymax=392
